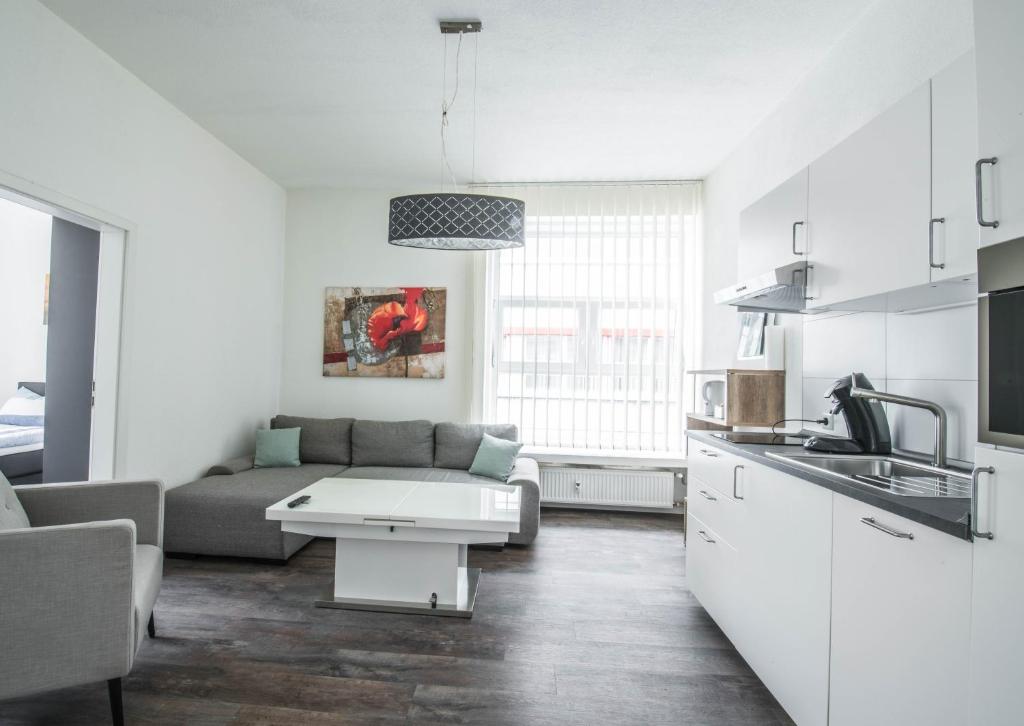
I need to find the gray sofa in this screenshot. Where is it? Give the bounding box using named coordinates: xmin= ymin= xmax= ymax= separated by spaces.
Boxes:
xmin=165 ymin=418 xmax=540 ymax=561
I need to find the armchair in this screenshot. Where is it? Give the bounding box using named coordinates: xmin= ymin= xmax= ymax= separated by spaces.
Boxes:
xmin=0 ymin=479 xmax=165 ymax=726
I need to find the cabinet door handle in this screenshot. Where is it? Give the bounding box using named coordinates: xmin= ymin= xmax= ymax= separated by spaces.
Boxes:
xmin=733 ymin=465 xmax=744 ymax=500
xmin=971 ymin=466 xmax=995 ymax=540
xmin=976 ymin=157 xmax=1000 ymax=228
xmin=928 ymin=217 xmax=946 ymax=269
xmin=697 ymin=489 xmax=717 ymax=501
xmin=860 ymin=516 xmax=914 ymax=540
xmin=698 ymin=448 xmax=719 ymax=458
xmin=792 ymin=221 xmax=805 ymax=256
xmin=696 ymin=529 xmax=715 ymax=544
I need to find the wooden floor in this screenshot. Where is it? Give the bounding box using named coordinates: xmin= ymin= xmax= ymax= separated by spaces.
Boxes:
xmin=1 ymin=510 xmax=792 ymax=725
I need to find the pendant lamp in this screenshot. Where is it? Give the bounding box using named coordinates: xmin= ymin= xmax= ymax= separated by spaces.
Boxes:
xmin=388 ymin=21 xmax=525 ymax=250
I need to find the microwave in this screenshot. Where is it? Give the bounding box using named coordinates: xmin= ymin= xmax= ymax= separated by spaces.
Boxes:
xmin=979 ymin=235 xmax=1024 ymax=448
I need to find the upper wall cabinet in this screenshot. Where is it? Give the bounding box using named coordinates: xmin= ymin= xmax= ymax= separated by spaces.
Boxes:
xmin=975 ymin=0 xmax=1024 ymax=246
xmin=931 ymin=51 xmax=980 ymax=280
xmin=807 ymin=83 xmax=932 ymax=308
xmin=737 ymin=167 xmax=808 ymax=280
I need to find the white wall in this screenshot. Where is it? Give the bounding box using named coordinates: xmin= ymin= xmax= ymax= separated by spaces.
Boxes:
xmin=281 ymin=188 xmax=476 ymax=423
xmin=0 ymin=0 xmax=286 ymax=487
xmin=701 ymin=0 xmax=975 ymax=455
xmin=0 ymin=198 xmax=51 ymax=396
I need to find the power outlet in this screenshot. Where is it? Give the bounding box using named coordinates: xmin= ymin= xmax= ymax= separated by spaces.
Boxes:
xmin=819 ymin=412 xmax=836 ymax=431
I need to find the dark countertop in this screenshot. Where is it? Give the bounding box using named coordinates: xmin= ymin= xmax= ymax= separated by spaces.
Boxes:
xmin=687 ymin=430 xmax=972 ymax=541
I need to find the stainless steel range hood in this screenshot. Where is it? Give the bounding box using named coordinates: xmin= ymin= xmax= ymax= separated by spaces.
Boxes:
xmin=714 ymin=261 xmax=810 ymax=313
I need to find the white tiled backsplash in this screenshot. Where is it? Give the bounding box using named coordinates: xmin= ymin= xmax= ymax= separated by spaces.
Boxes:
xmin=801 ymin=303 xmax=977 ymax=463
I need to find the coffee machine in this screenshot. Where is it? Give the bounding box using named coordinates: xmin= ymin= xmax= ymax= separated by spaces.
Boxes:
xmin=803 ymin=373 xmax=892 ymax=455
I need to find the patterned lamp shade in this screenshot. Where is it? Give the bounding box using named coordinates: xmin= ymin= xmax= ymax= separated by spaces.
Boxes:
xmin=388 ymin=193 xmax=525 ymax=250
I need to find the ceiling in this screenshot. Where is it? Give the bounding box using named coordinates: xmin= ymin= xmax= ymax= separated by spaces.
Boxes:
xmin=41 ymin=0 xmax=869 ymax=189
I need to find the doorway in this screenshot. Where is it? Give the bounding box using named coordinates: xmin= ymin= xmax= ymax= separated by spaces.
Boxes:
xmin=0 ymin=188 xmax=125 ymax=484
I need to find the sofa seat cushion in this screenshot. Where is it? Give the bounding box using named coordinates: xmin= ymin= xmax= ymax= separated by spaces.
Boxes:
xmin=133 ymin=544 xmax=163 ymax=650
xmin=351 ymin=420 xmax=434 ymax=467
xmin=434 ymin=423 xmax=518 ymax=470
xmin=164 ymin=463 xmax=346 ymax=559
xmin=272 ymin=415 xmax=354 ymax=465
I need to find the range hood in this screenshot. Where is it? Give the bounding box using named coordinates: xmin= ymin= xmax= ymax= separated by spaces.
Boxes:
xmin=714 ymin=261 xmax=809 ymax=313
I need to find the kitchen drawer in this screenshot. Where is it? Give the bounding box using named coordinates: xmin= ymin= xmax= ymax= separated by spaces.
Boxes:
xmin=687 ymin=441 xmax=745 ymax=500
xmin=687 ymin=473 xmax=744 ymax=549
xmin=686 ymin=511 xmax=741 ymax=638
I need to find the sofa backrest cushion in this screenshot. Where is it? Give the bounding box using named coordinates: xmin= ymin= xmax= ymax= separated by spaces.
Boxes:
xmin=351 ymin=419 xmax=435 ymax=467
xmin=0 ymin=471 xmax=30 ymax=531
xmin=272 ymin=415 xmax=354 ymax=465
xmin=434 ymin=423 xmax=519 ymax=470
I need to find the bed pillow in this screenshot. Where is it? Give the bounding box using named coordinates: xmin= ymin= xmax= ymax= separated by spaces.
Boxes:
xmin=0 ymin=471 xmax=31 ymax=531
xmin=254 ymin=427 xmax=302 ymax=468
xmin=0 ymin=395 xmax=45 ymax=426
xmin=15 ymin=386 xmax=42 ymax=400
xmin=469 ymin=433 xmax=523 ymax=481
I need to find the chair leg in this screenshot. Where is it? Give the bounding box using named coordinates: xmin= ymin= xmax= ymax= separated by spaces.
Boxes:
xmin=107 ymin=678 xmax=124 ymax=726
xmin=147 ymin=612 xmax=156 ymax=638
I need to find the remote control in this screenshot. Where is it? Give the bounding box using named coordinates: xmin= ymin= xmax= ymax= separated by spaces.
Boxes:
xmin=287 ymin=495 xmax=310 ymax=508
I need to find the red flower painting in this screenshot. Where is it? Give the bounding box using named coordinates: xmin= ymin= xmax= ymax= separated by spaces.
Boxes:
xmin=322 ymin=286 xmax=446 ymax=379
xmin=366 ymin=287 xmax=429 ymax=350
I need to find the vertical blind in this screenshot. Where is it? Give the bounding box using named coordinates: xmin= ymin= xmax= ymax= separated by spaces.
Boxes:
xmin=478 ymin=183 xmax=700 ymax=452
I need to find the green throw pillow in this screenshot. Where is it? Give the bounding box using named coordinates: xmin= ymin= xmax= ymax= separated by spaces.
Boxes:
xmin=254 ymin=427 xmax=301 ymax=468
xmin=469 ymin=433 xmax=523 ymax=481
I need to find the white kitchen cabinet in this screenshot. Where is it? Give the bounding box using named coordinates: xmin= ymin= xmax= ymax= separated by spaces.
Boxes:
xmin=686 ymin=439 xmax=831 ymax=726
xmin=830 ymin=495 xmax=972 ymax=726
xmin=968 ymin=446 xmax=1024 ymax=725
xmin=931 ymin=51 xmax=980 ymax=280
xmin=974 ymin=0 xmax=1024 ymax=246
xmin=738 ymin=167 xmax=808 ymax=280
xmin=807 ymin=82 xmax=932 ymax=308
xmin=731 ymin=463 xmax=832 ymax=726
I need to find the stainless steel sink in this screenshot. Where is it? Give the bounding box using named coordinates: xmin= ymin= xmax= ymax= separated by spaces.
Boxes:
xmin=765 ymin=452 xmax=972 ymax=498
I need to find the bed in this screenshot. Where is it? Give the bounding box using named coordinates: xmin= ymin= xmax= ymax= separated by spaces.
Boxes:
xmin=0 ymin=381 xmax=45 ymax=484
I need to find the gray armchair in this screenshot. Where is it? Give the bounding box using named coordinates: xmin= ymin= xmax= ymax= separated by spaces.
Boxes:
xmin=0 ymin=479 xmax=165 ymax=726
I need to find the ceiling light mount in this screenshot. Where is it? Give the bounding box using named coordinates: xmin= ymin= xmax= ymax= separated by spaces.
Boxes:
xmin=439 ymin=20 xmax=482 ymax=34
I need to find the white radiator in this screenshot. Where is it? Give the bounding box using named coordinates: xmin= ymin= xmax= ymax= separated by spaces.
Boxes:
xmin=539 ymin=467 xmax=676 ymax=509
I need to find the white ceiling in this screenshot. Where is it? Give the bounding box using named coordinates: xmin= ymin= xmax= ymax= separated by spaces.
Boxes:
xmin=41 ymin=0 xmax=868 ymax=189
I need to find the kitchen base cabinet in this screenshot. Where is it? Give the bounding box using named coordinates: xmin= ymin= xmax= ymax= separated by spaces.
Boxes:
xmin=686 ymin=440 xmax=831 ymax=726
xmin=732 ymin=464 xmax=831 ymax=726
xmin=968 ymin=446 xmax=1024 ymax=725
xmin=829 ymin=495 xmax=971 ymax=726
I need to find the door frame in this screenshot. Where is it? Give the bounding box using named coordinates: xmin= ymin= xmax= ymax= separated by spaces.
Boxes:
xmin=0 ymin=171 xmax=131 ymax=480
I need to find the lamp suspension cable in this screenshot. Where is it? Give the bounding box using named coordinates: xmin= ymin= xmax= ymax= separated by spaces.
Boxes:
xmin=440 ymin=31 xmax=465 ymax=190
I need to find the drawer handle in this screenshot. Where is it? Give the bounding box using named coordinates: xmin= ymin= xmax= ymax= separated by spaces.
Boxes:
xmin=971 ymin=466 xmax=995 ymax=540
xmin=696 ymin=529 xmax=715 ymax=544
xmin=697 ymin=489 xmax=717 ymax=501
xmin=860 ymin=516 xmax=913 ymax=540
xmin=698 ymin=448 xmax=720 ymax=458
xmin=733 ymin=464 xmax=744 ymax=500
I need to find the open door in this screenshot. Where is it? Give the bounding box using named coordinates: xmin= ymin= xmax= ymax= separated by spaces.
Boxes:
xmin=42 ymin=218 xmax=100 ymax=482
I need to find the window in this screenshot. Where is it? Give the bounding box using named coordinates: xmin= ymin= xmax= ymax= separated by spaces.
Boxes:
xmin=479 ymin=183 xmax=700 ymax=452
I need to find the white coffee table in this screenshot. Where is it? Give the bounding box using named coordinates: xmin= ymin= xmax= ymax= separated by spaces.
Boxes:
xmin=266 ymin=477 xmax=520 ymax=617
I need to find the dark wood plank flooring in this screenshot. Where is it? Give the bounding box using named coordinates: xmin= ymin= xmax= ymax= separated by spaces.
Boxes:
xmin=0 ymin=510 xmax=792 ymax=725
